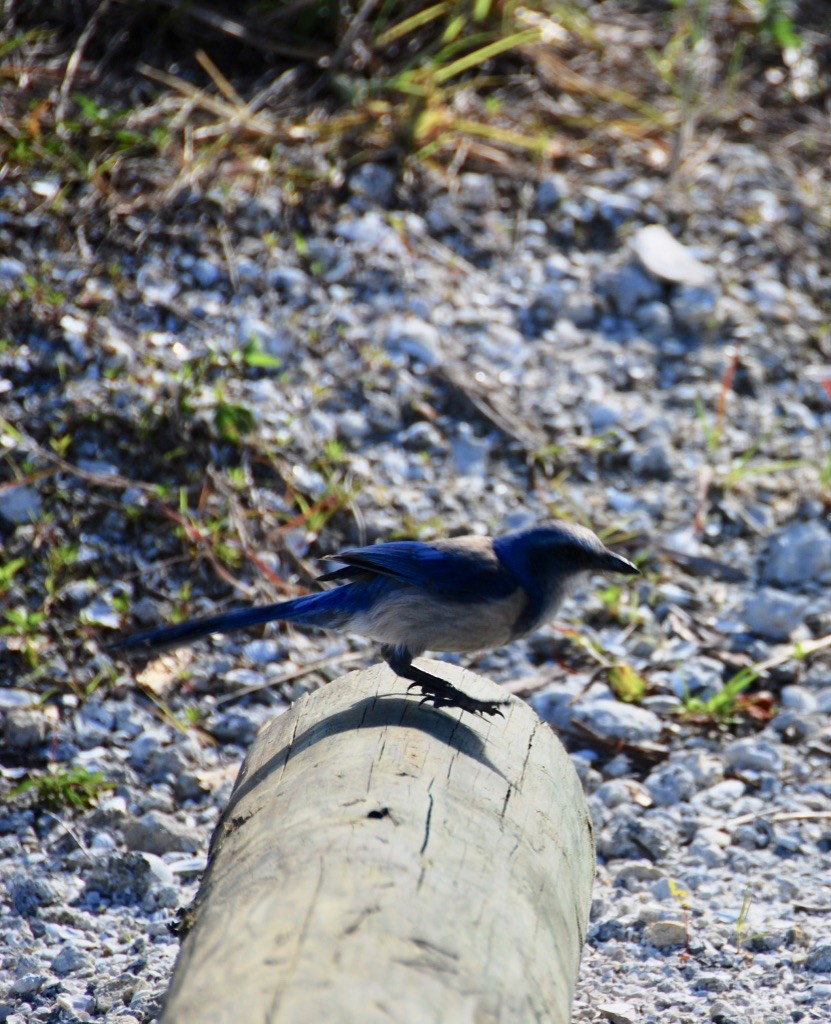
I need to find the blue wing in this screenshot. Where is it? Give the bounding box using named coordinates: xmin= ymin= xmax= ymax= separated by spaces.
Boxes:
xmin=318 ymin=539 xmax=518 ymax=602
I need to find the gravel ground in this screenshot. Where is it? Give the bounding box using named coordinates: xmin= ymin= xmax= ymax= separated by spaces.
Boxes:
xmin=2 ymin=118 xmax=831 ymax=1023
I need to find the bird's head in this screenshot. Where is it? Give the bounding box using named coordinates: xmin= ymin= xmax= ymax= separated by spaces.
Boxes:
xmin=494 ymin=520 xmax=640 ymax=591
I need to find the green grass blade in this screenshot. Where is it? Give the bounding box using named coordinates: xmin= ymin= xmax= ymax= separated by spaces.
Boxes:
xmin=432 ymin=28 xmax=541 ymax=84
xmin=375 ymin=2 xmax=451 ymax=47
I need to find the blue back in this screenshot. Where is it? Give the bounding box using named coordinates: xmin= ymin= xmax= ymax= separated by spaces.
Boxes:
xmin=320 ymin=540 xmax=518 ymax=602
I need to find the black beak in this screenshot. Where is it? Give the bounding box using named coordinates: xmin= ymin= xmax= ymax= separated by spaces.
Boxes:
xmin=598 ymin=550 xmax=640 ymax=576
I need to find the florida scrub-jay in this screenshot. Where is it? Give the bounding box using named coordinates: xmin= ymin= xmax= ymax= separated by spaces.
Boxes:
xmin=109 ymin=521 xmax=639 ymax=716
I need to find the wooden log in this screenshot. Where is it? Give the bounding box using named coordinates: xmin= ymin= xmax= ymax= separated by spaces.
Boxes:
xmin=161 ymin=660 xmax=595 ymax=1024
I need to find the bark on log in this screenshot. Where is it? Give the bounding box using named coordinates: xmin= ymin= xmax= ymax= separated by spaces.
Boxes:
xmin=161 ymin=660 xmax=595 ymax=1024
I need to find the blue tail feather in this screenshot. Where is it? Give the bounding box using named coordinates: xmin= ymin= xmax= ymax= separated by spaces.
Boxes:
xmin=108 ymin=585 xmax=361 ymax=654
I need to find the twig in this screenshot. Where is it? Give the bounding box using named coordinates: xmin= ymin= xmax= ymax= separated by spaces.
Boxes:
xmin=43 ymin=811 xmax=94 ymax=861
xmin=247 ymin=68 xmax=303 ymax=116
xmin=56 ymin=0 xmax=113 ymax=129
xmin=726 ymin=809 xmax=831 ymax=829
xmin=659 ymin=545 xmax=748 ymax=583
xmin=195 ymin=49 xmax=246 ymax=108
xmin=218 ymin=221 xmax=239 ymax=293
xmin=138 ymin=63 xmax=277 ymax=137
xmin=715 ymin=347 xmax=741 ymax=440
xmin=310 ymin=0 xmax=379 ymax=96
xmin=750 ymin=633 xmax=831 ymax=678
xmin=0 ymin=468 xmax=59 ymax=492
xmin=433 ymin=363 xmax=547 ymax=454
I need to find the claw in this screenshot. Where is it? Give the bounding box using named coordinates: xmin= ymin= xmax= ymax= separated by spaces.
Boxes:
xmin=398 ymin=665 xmax=506 ymax=717
xmin=411 ymin=682 xmax=506 ymax=718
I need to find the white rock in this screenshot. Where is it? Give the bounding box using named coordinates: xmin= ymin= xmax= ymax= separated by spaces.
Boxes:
xmin=451 ymin=423 xmax=490 ymax=478
xmin=724 ymin=737 xmax=783 ymax=774
xmin=192 ymin=258 xmax=223 ymax=288
xmin=51 ymin=945 xmax=92 ymax=975
xmin=458 ymin=172 xmax=497 ymax=208
xmin=123 ymin=811 xmax=201 ymax=855
xmin=574 ymin=699 xmax=662 ymax=742
xmin=0 ymin=256 xmax=26 ymax=279
xmin=335 ymin=212 xmax=400 ymax=251
xmin=761 ymin=520 xmax=831 ymax=586
xmin=698 ymin=778 xmax=745 ymax=809
xmin=238 ymin=315 xmax=293 ymax=357
xmin=348 ymin=163 xmax=396 ymax=207
xmin=742 ymin=587 xmax=807 ymax=641
xmin=631 ymin=224 xmax=714 ymax=286
xmin=597 ymin=264 xmax=662 ymax=316
xmin=80 ymin=599 xmax=121 ymax=629
xmin=0 ymin=485 xmax=42 ymax=524
xmin=384 ymin=316 xmax=442 ymax=366
xmin=644 ymin=919 xmax=687 ymax=949
xmin=535 ymin=174 xmax=569 ymax=211
xmin=598 ymin=1001 xmax=638 ymax=1024
xmin=779 ymin=685 xmax=818 ymax=713
xmin=671 ymin=285 xmax=718 ymax=330
xmin=635 ymin=300 xmax=673 ymax=332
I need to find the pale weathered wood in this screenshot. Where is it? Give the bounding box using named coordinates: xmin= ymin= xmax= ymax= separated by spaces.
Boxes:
xmin=162 ymin=660 xmax=595 ymax=1024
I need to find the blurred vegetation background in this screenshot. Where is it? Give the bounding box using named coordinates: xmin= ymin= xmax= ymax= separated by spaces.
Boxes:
xmin=1 ymin=0 xmax=829 ymax=216
xmin=0 ymin=0 xmax=830 ymax=729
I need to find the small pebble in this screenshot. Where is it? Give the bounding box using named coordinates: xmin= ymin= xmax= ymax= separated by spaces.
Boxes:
xmin=575 ymin=700 xmax=663 ymax=743
xmin=51 ymin=946 xmax=92 ymax=976
xmin=384 ymin=316 xmax=442 ymax=366
xmin=598 ymin=1001 xmax=637 ymax=1024
xmin=644 ymin=919 xmax=687 ymax=949
xmin=742 ymin=588 xmax=807 ymax=641
xmin=631 ymin=224 xmax=714 ymax=286
xmin=123 ymin=811 xmax=201 ymax=856
xmin=0 ymin=486 xmax=43 ymax=524
xmin=724 ymin=737 xmax=782 ymax=774
xmin=761 ymin=521 xmax=831 ymax=586
xmin=806 ymin=941 xmax=831 ymax=972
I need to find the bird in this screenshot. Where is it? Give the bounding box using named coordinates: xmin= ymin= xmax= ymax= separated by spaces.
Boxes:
xmin=108 ymin=520 xmax=639 ymax=717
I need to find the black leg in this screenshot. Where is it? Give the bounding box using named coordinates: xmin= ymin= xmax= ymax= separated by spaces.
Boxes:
xmin=382 ymin=646 xmax=507 ymax=718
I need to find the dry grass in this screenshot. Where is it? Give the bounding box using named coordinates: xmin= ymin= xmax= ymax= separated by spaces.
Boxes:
xmin=1 ymin=0 xmax=829 ymax=220
xmin=1 ymin=1 xmax=830 ymax=729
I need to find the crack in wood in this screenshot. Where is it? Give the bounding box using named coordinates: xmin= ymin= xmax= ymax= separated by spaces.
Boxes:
xmin=500 ymin=785 xmax=513 ymax=820
xmin=420 ymin=790 xmax=434 ymax=856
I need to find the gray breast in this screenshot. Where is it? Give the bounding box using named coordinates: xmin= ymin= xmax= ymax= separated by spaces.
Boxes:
xmin=350 ymin=589 xmax=528 ymax=655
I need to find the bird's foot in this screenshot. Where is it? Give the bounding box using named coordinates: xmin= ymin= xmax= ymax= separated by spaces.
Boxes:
xmin=407 ymin=680 xmax=507 ymax=718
